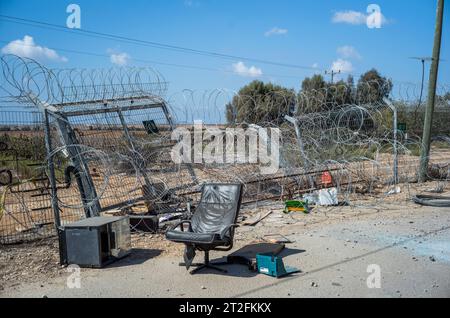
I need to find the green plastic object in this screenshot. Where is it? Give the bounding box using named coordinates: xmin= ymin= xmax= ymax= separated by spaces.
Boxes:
xmin=284 ymin=200 xmax=310 ymax=214
xmin=256 ymin=253 xmax=300 ymax=278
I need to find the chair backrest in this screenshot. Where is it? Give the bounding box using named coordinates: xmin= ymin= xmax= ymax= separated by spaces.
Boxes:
xmin=191 ymin=183 xmax=243 ymax=239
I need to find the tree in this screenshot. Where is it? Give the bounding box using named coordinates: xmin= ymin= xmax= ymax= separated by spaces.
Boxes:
xmin=356 ymin=69 xmax=393 ymax=105
xmin=297 ymin=74 xmax=327 ymax=113
xmin=298 ymin=74 xmax=355 ymax=113
xmin=226 ymin=80 xmax=296 ymax=125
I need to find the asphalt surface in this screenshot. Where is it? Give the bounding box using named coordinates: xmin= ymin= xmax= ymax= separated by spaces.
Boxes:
xmin=2 ymin=204 xmax=450 ymax=298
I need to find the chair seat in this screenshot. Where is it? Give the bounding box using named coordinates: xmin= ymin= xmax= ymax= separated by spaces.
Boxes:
xmin=166 ymin=230 xmax=228 ymax=245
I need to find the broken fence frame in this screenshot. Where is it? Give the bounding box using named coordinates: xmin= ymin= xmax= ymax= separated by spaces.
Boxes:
xmin=40 ymin=96 xmax=178 ymax=230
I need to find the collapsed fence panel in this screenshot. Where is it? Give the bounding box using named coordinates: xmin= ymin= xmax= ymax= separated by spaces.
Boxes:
xmin=1 ymin=54 xmax=450 ymax=245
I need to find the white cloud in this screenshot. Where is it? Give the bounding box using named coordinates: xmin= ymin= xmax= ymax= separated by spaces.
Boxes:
xmin=337 ymin=45 xmax=362 ymax=60
xmin=331 ymin=59 xmax=353 ymax=73
xmin=332 ymin=10 xmax=388 ymax=27
xmin=232 ymin=61 xmax=263 ymax=77
xmin=332 ymin=10 xmax=367 ymax=25
xmin=108 ymin=50 xmax=130 ymax=66
xmin=312 ymin=63 xmax=319 ymax=69
xmin=264 ymin=27 xmax=288 ymax=37
xmin=1 ymin=35 xmax=67 ymax=62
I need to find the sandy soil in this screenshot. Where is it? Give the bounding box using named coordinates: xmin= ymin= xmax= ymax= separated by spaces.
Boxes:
xmin=0 ymin=183 xmax=450 ymax=294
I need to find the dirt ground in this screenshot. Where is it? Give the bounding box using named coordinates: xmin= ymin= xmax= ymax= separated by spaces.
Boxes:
xmin=1 ymin=180 xmax=450 ymax=297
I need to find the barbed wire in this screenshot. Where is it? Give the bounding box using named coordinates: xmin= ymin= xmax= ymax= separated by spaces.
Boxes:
xmin=0 ymin=54 xmax=449 ymax=244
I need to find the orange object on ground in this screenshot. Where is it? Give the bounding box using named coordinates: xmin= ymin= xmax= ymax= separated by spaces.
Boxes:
xmin=321 ymin=171 xmax=333 ymax=187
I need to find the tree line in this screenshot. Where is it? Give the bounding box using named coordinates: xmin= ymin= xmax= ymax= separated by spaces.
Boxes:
xmin=226 ymin=69 xmax=393 ymax=125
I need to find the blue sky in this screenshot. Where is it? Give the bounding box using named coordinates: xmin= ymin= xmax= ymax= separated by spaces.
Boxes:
xmin=0 ymin=0 xmax=449 ymax=96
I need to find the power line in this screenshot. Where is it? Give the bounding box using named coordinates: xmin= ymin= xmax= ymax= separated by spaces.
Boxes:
xmin=0 ymin=39 xmax=308 ymax=81
xmin=2 ymin=39 xmax=444 ymax=87
xmin=2 ymin=15 xmax=446 ymax=86
xmin=0 ymin=14 xmax=322 ymax=72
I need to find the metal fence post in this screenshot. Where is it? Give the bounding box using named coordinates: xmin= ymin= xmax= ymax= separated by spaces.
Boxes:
xmin=384 ymin=98 xmax=399 ymax=185
xmin=43 ymin=110 xmax=65 ymax=265
xmin=285 ymin=116 xmax=315 ymax=189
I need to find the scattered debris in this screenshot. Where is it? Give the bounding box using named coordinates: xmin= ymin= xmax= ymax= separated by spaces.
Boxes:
xmin=256 ymin=253 xmax=300 ymax=278
xmin=318 ymin=188 xmax=338 ymax=206
xmin=242 ymin=211 xmax=273 ymax=226
xmin=386 ymin=186 xmax=401 ymax=195
xmin=425 ymin=184 xmax=445 ymax=194
xmin=263 ymin=234 xmax=293 ymax=244
xmin=227 ymin=243 xmax=285 ymax=271
xmin=303 ymin=193 xmax=319 ymax=205
xmin=284 ymin=200 xmax=310 ymax=214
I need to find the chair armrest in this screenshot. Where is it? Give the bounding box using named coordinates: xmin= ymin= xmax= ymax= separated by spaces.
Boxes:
xmin=220 ymin=224 xmax=240 ymax=240
xmin=168 ymin=220 xmax=192 ymax=232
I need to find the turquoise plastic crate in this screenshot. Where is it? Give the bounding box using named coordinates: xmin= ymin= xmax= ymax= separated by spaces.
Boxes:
xmin=256 ymin=253 xmax=300 ymax=278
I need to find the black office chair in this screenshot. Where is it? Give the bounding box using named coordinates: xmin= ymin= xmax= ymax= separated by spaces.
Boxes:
xmin=166 ymin=183 xmax=243 ymax=274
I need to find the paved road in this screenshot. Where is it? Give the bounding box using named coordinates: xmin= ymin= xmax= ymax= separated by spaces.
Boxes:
xmin=2 ymin=205 xmax=450 ymax=298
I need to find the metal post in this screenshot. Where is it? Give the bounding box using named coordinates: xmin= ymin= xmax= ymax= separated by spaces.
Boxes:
xmin=161 ymin=102 xmax=175 ymax=130
xmin=56 ymin=115 xmax=101 ymax=217
xmin=31 ymin=93 xmax=101 ymax=217
xmin=393 ymin=106 xmax=399 ymax=185
xmin=43 ymin=110 xmax=65 ymax=265
xmin=384 ymin=98 xmax=399 ymax=184
xmin=285 ymin=116 xmax=315 ymax=189
xmin=419 ymin=0 xmax=445 ymax=182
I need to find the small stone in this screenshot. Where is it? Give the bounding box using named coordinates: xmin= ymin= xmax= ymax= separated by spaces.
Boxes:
xmin=310 ymin=282 xmax=318 ymax=287
xmin=201 ymin=286 xmax=207 ymax=290
xmin=429 ymin=256 xmax=436 ymax=262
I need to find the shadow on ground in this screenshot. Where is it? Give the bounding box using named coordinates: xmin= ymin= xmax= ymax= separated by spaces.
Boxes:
xmin=106 ymin=248 xmax=163 ymax=268
xmin=188 ymin=248 xmax=306 ymax=278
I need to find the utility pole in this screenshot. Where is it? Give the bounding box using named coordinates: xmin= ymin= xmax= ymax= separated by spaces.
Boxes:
xmin=325 ymin=70 xmax=341 ymax=84
xmin=419 ymin=0 xmax=445 ymax=183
